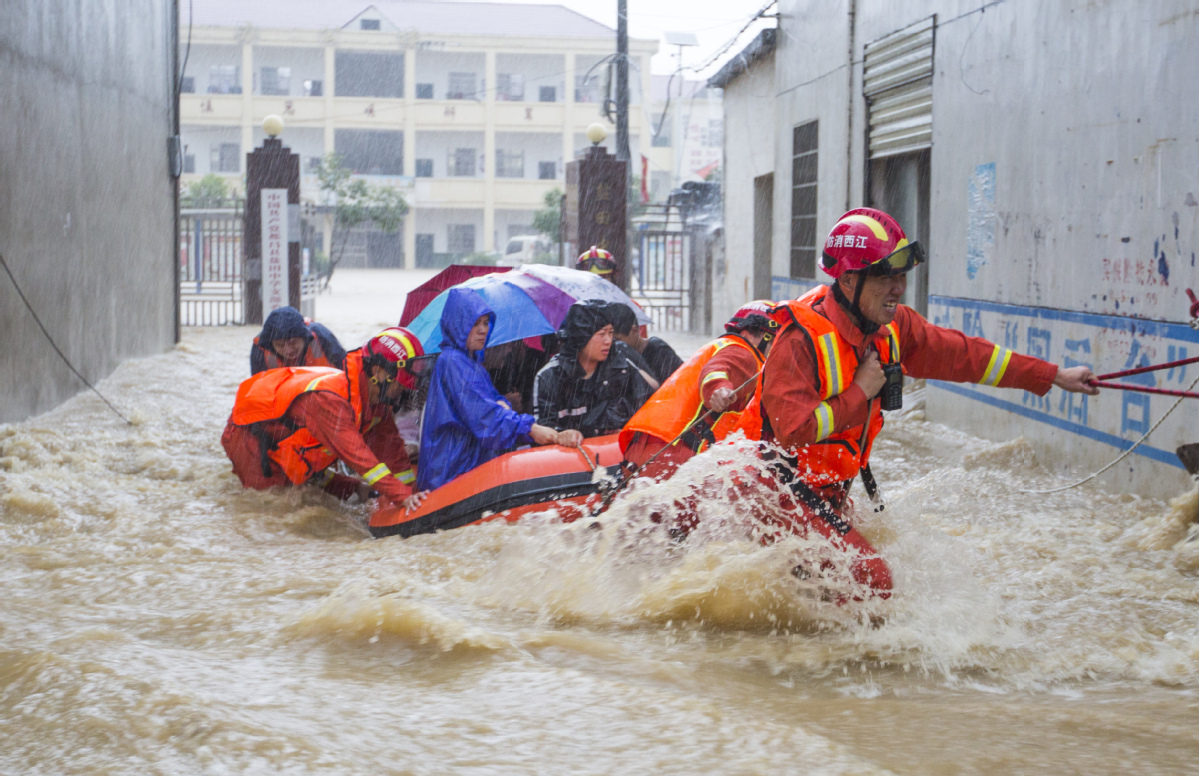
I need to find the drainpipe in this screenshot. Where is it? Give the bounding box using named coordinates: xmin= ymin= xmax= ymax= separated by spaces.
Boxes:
xmin=846 ymin=0 xmax=857 ymax=211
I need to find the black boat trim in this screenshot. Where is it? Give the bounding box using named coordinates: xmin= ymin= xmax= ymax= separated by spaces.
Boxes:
xmin=370 ymin=465 xmax=622 ymax=538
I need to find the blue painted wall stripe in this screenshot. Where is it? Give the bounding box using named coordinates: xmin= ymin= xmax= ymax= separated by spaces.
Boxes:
xmin=929 ymin=380 xmax=1183 ymax=469
xmin=929 ymin=295 xmax=1199 ymax=344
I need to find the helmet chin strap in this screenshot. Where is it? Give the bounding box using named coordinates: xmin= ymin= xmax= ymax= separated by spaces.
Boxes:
xmin=833 ymin=275 xmax=881 ymax=336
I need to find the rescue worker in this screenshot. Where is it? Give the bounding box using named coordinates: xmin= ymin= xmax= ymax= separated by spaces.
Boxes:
xmin=575 ymin=245 xmax=617 ymax=276
xmin=734 ymin=208 xmax=1098 ymax=597
xmin=418 ymin=288 xmax=564 ymax=493
xmin=607 ymin=302 xmax=684 ymax=384
xmin=620 ymin=300 xmax=781 ymax=481
xmin=250 ymin=305 xmax=347 ymax=374
xmin=533 ymin=300 xmax=653 ymax=444
xmin=222 ymin=327 xmax=431 ymax=511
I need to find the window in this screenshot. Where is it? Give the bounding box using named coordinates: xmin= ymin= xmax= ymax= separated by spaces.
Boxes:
xmin=496 ymin=74 xmax=524 ymax=101
xmin=706 ymin=119 xmax=723 ymax=147
xmin=448 ymin=148 xmax=477 ymax=177
xmin=496 ymin=150 xmax=524 ymax=178
xmin=790 ymin=120 xmax=818 ymax=278
xmin=335 ymin=51 xmax=403 ymax=98
xmin=539 ymin=85 xmax=556 ymax=103
xmin=574 ymin=75 xmax=600 ymax=103
xmin=208 ymin=65 xmax=240 ymax=94
xmin=261 ymin=66 xmax=290 ymax=96
xmin=447 ymin=72 xmax=477 ymax=100
xmin=415 ymin=234 xmax=435 ymax=267
xmin=210 ymin=142 xmax=239 ymax=173
xmin=360 ymin=18 xmax=380 ymax=30
xmin=182 ymin=153 xmax=195 ymax=174
xmin=651 ymin=113 xmax=671 ymax=147
xmin=447 ymin=225 xmax=476 ymax=255
xmin=306 ymin=156 xmax=322 ymax=173
xmin=416 ymin=83 xmax=434 ymax=99
xmin=538 ymin=161 xmax=556 ymax=180
xmin=334 ymin=129 xmax=403 ymax=175
xmin=179 ymin=76 xmax=195 ymax=94
xmin=415 ymin=158 xmax=433 ymax=177
xmin=303 ymin=79 xmax=322 ymax=97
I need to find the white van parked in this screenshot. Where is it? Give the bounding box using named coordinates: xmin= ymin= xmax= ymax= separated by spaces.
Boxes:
xmin=498 ymin=234 xmax=554 ymax=267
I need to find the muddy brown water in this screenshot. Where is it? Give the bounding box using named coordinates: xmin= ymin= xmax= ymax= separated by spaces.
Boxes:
xmin=2 ymin=274 xmax=1198 ymax=774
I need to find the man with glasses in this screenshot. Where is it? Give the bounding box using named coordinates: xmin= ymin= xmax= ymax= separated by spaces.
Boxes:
xmin=732 ymin=208 xmax=1098 ymax=598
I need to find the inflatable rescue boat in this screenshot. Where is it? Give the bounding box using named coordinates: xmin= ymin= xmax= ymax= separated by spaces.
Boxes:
xmin=369 ymin=435 xmax=624 ymax=538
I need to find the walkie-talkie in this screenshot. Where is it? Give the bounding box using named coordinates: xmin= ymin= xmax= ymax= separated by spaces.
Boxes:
xmin=880 ymin=362 xmax=904 ymax=411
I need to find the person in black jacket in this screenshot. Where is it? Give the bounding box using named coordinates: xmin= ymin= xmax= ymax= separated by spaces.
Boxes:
xmin=605 ymin=303 xmax=684 ymax=385
xmin=533 ymin=300 xmax=652 ymax=443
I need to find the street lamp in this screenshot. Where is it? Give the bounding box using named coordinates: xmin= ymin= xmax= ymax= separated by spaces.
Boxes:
xmin=586 ymin=123 xmax=608 ymax=146
xmin=262 ymin=114 xmax=284 ymax=138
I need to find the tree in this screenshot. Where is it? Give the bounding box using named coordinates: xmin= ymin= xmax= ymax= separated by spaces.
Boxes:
xmin=183 ymin=173 xmax=230 ymax=207
xmin=532 ymin=187 xmax=564 ymax=244
xmin=314 ymin=153 xmax=408 ymax=286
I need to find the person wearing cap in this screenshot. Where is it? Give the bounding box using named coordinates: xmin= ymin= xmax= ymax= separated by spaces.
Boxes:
xmin=222 ymin=327 xmax=431 ymax=511
xmin=733 ymin=207 xmax=1098 ymax=598
xmin=250 ymin=305 xmax=347 ymax=374
xmin=575 ymin=245 xmax=617 ymax=277
xmin=418 ymin=288 xmax=565 ymax=493
xmin=606 ymin=303 xmax=684 ymax=386
xmin=620 ymin=301 xmax=782 ymax=482
xmin=533 ymin=299 xmax=653 ymax=444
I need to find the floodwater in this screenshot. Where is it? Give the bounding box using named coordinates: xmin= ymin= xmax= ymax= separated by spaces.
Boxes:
xmin=2 ymin=270 xmax=1198 ymax=775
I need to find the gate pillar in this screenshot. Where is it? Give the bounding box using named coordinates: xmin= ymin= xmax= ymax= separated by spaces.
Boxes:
xmin=244 ymin=115 xmax=301 ymax=325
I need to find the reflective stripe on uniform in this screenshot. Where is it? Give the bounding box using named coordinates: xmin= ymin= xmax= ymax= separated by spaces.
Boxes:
xmin=364 ymin=463 xmax=391 ymax=485
xmin=813 ymin=401 xmax=834 ymax=441
xmin=979 ymin=345 xmax=1013 ymax=387
xmin=701 ymin=370 xmax=729 ymax=386
xmin=304 ymin=373 xmax=339 ymax=392
xmin=395 ymin=468 xmax=415 ymax=485
xmin=815 ymin=333 xmax=844 ymax=398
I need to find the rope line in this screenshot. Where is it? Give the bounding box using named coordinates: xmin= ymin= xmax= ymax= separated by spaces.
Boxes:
xmin=0 ymin=252 xmax=133 ymax=425
xmin=1018 ymin=370 xmax=1199 ymax=494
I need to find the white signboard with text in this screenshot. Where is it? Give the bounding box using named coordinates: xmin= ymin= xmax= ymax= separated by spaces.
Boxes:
xmin=261 ymin=188 xmax=288 ymax=313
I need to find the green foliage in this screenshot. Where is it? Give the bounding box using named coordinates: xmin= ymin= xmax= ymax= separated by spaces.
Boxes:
xmin=459 ymin=251 xmax=498 ymax=266
xmin=313 ymin=153 xmax=409 ymax=284
xmin=532 ymin=187 xmax=564 ymax=244
xmin=184 ymin=173 xmax=231 ymax=207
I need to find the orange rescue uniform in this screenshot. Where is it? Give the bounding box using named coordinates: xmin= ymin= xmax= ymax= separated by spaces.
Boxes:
xmin=221 ymin=351 xmax=416 ymax=505
xmin=732 ymin=284 xmax=1057 ymax=597
xmin=621 ymin=334 xmax=764 ymax=480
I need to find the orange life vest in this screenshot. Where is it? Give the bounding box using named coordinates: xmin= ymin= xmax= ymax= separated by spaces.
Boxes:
xmin=230 ymin=353 xmax=367 ymax=485
xmin=253 ymin=332 xmax=334 ymax=371
xmin=619 ymin=334 xmax=764 ymax=455
xmin=733 ymin=284 xmax=901 ymax=487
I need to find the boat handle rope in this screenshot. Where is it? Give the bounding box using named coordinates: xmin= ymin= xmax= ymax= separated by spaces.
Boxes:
xmin=578 ymin=445 xmax=598 ymax=474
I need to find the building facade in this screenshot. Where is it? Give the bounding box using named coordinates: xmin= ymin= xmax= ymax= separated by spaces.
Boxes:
xmin=179 ymin=0 xmax=665 ymax=267
xmin=715 ymin=0 xmax=1199 ymax=498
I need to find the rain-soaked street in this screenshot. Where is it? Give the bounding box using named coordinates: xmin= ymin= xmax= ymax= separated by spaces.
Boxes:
xmin=2 ymin=270 xmax=1197 ymax=775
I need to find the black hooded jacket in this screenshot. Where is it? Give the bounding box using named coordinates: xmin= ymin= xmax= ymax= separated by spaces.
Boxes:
xmin=532 ymin=301 xmax=652 ymax=437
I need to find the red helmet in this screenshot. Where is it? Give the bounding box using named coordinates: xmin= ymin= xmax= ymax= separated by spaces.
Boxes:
xmin=576 ymin=246 xmax=616 ymax=275
xmin=820 ymin=208 xmax=925 ymax=279
xmin=725 ymin=300 xmax=782 ymax=338
xmin=362 ymin=327 xmax=428 ymax=390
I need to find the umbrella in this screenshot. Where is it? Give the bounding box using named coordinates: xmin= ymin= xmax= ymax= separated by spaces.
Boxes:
xmin=514 ymin=264 xmax=652 ymax=325
xmin=398 ymin=264 xmax=511 ymax=327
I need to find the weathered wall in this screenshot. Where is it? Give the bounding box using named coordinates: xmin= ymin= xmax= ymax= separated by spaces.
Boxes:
xmin=717 ymin=49 xmax=775 ymax=332
xmin=0 ymin=0 xmax=176 ymax=422
xmin=735 ymin=0 xmax=1199 ymax=497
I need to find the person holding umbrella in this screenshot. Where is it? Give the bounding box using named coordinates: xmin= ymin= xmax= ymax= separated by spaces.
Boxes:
xmin=417 ymin=288 xmax=567 ymax=493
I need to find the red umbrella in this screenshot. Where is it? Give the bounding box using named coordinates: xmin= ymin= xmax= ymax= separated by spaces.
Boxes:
xmin=398 ymin=265 xmax=511 ymax=326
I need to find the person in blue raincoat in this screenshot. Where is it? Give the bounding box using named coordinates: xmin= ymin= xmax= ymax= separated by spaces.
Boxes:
xmin=417 ymin=288 xmax=567 ymax=492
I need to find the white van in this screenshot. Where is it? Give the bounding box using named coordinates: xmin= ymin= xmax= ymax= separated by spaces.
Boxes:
xmin=498 ymin=234 xmax=554 ymax=267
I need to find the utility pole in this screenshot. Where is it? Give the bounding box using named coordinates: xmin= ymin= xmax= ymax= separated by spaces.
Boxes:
xmin=615 ymin=0 xmax=630 ymax=163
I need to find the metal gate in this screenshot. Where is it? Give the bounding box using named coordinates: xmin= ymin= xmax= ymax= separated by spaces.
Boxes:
xmin=635 ymin=231 xmax=691 ymax=330
xmin=180 ymin=201 xmax=244 ymax=325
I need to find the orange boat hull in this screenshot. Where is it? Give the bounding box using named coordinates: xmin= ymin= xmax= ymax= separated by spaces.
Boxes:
xmin=369 ymin=435 xmax=624 ymax=538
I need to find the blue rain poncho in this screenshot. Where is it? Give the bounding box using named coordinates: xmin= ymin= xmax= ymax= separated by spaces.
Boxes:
xmin=416 ymin=288 xmax=536 ymax=491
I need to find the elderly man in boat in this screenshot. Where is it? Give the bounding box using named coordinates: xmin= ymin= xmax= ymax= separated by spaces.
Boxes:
xmin=417 ymin=287 xmax=570 ymax=493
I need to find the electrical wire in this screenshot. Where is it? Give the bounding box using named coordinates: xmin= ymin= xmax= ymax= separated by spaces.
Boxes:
xmin=0 ymin=253 xmax=133 ymax=425
xmin=1017 ymin=369 xmax=1199 ymax=494
xmin=178 ymin=0 xmax=193 ymax=97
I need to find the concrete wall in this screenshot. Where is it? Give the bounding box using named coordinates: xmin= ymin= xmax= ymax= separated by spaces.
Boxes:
xmin=0 ymin=0 xmax=176 ymax=423
xmin=718 ymin=49 xmax=776 ymax=331
xmin=725 ymin=0 xmax=1199 ymax=497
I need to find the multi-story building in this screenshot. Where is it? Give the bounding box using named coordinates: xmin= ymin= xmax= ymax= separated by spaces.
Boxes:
xmin=647 ymin=76 xmax=723 ymax=201
xmin=179 ymin=0 xmax=661 ymax=267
